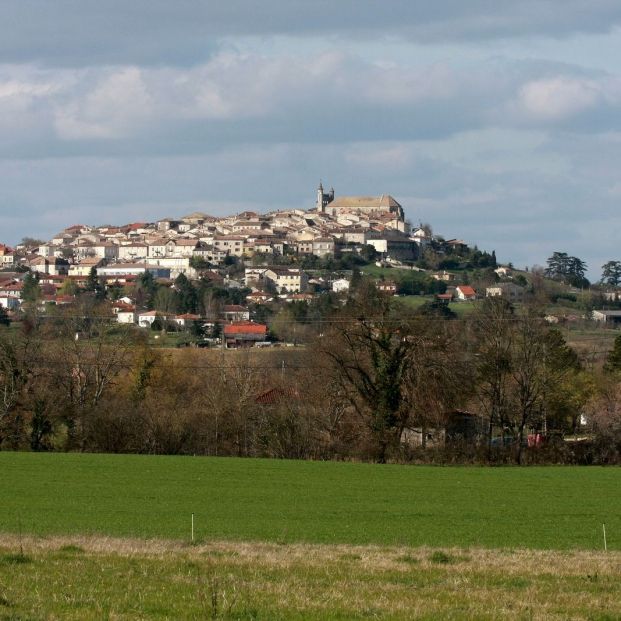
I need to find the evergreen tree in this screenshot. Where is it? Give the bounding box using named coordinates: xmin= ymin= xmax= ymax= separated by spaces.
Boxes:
xmin=85 ymin=267 xmax=106 ymax=300
xmin=601 ymin=261 xmax=621 ymax=287
xmin=604 ymin=334 xmax=621 ymax=373
xmin=545 ymin=252 xmax=589 ymax=287
xmin=174 ymin=273 xmax=198 ymax=314
xmin=418 ymin=298 xmax=457 ymax=319
xmin=135 ymin=271 xmax=157 ymax=309
xmin=349 ymin=267 xmax=362 ymax=292
xmin=22 ymin=272 xmax=41 ymax=304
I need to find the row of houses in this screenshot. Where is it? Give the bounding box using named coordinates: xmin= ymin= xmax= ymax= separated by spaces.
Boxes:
xmin=3 ymin=187 xmax=426 ymax=284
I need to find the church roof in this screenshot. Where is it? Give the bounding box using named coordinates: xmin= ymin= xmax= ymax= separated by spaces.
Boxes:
xmin=326 ymin=195 xmax=402 ymax=210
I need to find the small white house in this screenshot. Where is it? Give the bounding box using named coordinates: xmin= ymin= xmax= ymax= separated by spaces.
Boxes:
xmin=332 ymin=278 xmax=350 ymax=293
xmin=111 ymin=301 xmax=137 ymax=324
xmin=486 ymin=282 xmax=525 ymax=301
xmin=138 ymin=310 xmax=161 ymax=328
xmin=0 ymin=294 xmax=20 ymax=310
xmin=455 ymin=286 xmax=477 ymax=301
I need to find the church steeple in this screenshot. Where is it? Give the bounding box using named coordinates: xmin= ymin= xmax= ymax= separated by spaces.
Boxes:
xmin=316 ymin=181 xmax=334 ymax=212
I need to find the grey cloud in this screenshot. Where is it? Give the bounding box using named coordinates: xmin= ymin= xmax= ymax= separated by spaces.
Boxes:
xmin=1 ymin=1 xmax=621 ymax=66
xmin=3 ymin=54 xmax=620 ymax=162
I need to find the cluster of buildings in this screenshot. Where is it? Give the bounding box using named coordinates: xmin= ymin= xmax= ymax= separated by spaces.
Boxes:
xmin=10 ymin=185 xmax=418 ymax=281
xmin=0 ymin=186 xmax=540 ymax=345
xmin=0 ymin=186 xmax=428 ymax=346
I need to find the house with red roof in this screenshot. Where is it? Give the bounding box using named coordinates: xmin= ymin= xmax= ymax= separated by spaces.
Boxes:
xmin=455 ymin=285 xmax=477 ymax=301
xmin=223 ymin=321 xmax=267 ymax=348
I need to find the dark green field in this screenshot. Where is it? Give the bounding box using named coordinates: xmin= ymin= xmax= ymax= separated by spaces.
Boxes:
xmin=1 ymin=453 xmax=619 ymax=550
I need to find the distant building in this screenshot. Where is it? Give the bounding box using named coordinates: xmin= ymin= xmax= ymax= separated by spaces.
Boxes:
xmin=375 ymin=280 xmax=397 ymax=295
xmin=224 ymin=322 xmax=268 ymax=348
xmin=455 ymin=285 xmax=477 ymax=301
xmin=263 ymin=268 xmax=308 ymax=293
xmin=315 ymin=183 xmax=405 ymax=231
xmin=592 ymin=310 xmax=621 ymax=325
xmin=315 ymin=182 xmax=335 ymax=211
xmin=486 ymin=282 xmax=525 ymax=302
xmin=332 ymin=278 xmax=350 ymax=293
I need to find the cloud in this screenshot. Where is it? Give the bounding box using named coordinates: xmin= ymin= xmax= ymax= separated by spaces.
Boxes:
xmin=55 ymin=68 xmax=154 ymax=139
xmin=518 ymin=77 xmax=601 ymax=120
xmin=1 ymin=1 xmax=621 ymax=67
xmin=0 ymin=53 xmax=617 ymax=161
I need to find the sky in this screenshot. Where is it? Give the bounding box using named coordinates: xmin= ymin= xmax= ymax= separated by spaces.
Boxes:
xmin=1 ymin=1 xmax=621 ymax=278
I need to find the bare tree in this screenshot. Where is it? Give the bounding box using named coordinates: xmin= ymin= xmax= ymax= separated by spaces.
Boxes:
xmin=472 ymin=298 xmax=515 ymax=456
xmin=47 ymin=300 xmax=138 ymax=449
xmin=0 ymin=325 xmax=40 ymax=448
xmin=317 ymin=281 xmax=466 ymax=462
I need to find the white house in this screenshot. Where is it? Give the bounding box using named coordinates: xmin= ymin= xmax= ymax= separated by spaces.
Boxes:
xmin=138 ymin=310 xmax=162 ymax=328
xmin=114 ymin=305 xmax=137 ymax=324
xmin=486 ymin=282 xmax=525 ymax=301
xmin=213 ymin=236 xmax=245 ymax=257
xmin=68 ymin=257 xmax=105 ymax=277
xmin=455 ymin=285 xmax=477 ymax=301
xmin=312 ymin=237 xmax=335 ymax=257
xmin=332 ymin=278 xmax=350 ymax=293
xmin=0 ymin=294 xmax=20 ymax=310
xmin=263 ymin=268 xmax=308 ymax=293
xmin=30 ymin=256 xmax=69 ymax=276
xmin=222 ymin=305 xmax=250 ymax=322
xmin=117 ymin=243 xmax=148 ymax=261
xmin=174 ymin=313 xmax=201 ymax=328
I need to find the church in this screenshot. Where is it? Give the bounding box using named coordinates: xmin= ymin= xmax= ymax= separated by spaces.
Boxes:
xmin=315 ymin=183 xmax=406 ymax=232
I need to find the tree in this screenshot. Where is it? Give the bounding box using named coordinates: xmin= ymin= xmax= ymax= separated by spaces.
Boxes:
xmin=20 ymin=237 xmax=45 ymax=250
xmin=600 ymin=261 xmax=621 ymax=287
xmin=473 ymin=297 xmax=515 ymax=455
xmin=29 ymin=399 xmax=54 ymax=451
xmin=85 ymin=267 xmax=105 ymax=300
xmin=47 ymin=301 xmax=137 ymax=449
xmin=59 ymin=279 xmax=78 ymax=296
xmin=545 ymin=252 xmax=570 ymax=280
xmin=0 ymin=307 xmax=9 ymax=327
xmin=604 ymin=334 xmax=621 ymax=373
xmin=567 ymin=256 xmax=588 ymax=287
xmin=135 ymin=271 xmax=157 ymax=309
xmin=189 ymin=256 xmax=210 ymax=270
xmin=545 ymin=252 xmax=588 ymax=287
xmin=317 ymin=281 xmax=464 ymax=462
xmin=417 ymin=298 xmax=456 ymax=320
xmin=585 ymin=379 xmax=621 ymax=463
xmin=22 ymin=272 xmax=41 ymax=305
xmin=153 ymin=287 xmax=177 ymax=314
xmin=174 ymin=273 xmax=198 ymax=314
xmin=0 ymin=326 xmax=39 ymax=448
xmin=473 ymin=298 xmax=580 ymax=463
xmin=317 ymin=283 xmax=410 ymax=461
xmin=509 ymin=320 xmax=579 ymax=464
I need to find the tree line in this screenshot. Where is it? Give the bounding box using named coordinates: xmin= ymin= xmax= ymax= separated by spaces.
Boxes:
xmin=1 ymin=284 xmax=620 ymax=464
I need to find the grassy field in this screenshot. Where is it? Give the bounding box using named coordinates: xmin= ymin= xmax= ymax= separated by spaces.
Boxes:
xmin=399 ymin=295 xmax=481 ymax=316
xmin=0 ymin=535 xmax=619 ymax=620
xmin=1 ymin=453 xmax=619 ymax=550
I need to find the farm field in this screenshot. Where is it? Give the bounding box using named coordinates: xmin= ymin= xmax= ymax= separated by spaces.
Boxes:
xmin=1 ymin=453 xmax=619 ymax=550
xmin=0 ymin=535 xmax=619 ymax=620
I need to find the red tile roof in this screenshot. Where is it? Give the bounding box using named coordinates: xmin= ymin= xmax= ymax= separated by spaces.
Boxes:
xmin=224 ymin=322 xmax=267 ymax=336
xmin=255 ymin=387 xmax=300 ymax=404
xmin=457 ymin=286 xmax=476 ymax=296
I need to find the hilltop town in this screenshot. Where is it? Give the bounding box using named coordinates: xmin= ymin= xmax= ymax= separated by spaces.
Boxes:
xmin=0 ymin=184 xmax=505 ymax=346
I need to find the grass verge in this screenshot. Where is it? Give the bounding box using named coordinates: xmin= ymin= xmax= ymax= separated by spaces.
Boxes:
xmin=0 ymin=535 xmax=619 ymax=620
